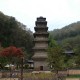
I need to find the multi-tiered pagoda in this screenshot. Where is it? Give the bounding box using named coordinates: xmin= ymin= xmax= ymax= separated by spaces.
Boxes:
xmin=32 ymin=17 xmax=49 ymax=70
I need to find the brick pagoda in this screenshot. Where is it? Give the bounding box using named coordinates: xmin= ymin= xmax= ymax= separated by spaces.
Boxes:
xmin=32 ymin=17 xmax=49 ymax=70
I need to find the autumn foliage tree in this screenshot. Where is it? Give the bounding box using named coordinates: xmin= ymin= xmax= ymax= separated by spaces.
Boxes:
xmin=0 ymin=46 xmax=23 ymax=57
xmin=0 ymin=46 xmax=23 ymax=67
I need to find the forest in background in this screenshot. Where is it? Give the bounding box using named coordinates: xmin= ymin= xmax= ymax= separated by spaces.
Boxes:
xmin=1 ymin=11 xmax=80 ymax=57
xmin=49 ymin=22 xmax=80 ymax=70
xmin=1 ymin=11 xmax=80 ymax=70
xmin=49 ymin=21 xmax=80 ymax=50
xmin=0 ymin=11 xmax=34 ymax=59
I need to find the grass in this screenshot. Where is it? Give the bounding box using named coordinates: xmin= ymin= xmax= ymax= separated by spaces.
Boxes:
xmin=23 ymin=72 xmax=55 ymax=79
xmin=1 ymin=78 xmax=18 ymax=80
xmin=67 ymin=75 xmax=80 ymax=78
xmin=0 ymin=71 xmax=66 ymax=80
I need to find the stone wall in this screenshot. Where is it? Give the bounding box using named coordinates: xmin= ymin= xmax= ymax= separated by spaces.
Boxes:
xmin=68 ymin=69 xmax=80 ymax=75
xmin=58 ymin=69 xmax=80 ymax=75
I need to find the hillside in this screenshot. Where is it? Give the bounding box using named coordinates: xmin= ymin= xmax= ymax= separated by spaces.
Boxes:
xmin=49 ymin=21 xmax=80 ymax=49
xmin=0 ymin=11 xmax=33 ymax=58
xmin=50 ymin=21 xmax=80 ymax=40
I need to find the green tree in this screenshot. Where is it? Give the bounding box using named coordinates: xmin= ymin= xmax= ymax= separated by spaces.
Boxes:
xmin=74 ymin=46 xmax=80 ymax=67
xmin=0 ymin=11 xmax=33 ymax=59
xmin=47 ymin=38 xmax=65 ymax=72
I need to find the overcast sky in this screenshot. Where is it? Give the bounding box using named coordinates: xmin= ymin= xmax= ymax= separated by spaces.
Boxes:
xmin=0 ymin=0 xmax=80 ymax=32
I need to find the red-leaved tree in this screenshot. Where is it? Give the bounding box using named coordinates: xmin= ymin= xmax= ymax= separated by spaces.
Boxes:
xmin=0 ymin=46 xmax=24 ymax=69
xmin=0 ymin=46 xmax=23 ymax=57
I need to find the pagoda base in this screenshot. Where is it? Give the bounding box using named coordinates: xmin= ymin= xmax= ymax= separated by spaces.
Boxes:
xmin=33 ymin=60 xmax=49 ymax=71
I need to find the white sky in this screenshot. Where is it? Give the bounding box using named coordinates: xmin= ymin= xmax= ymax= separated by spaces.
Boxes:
xmin=0 ymin=0 xmax=80 ymax=32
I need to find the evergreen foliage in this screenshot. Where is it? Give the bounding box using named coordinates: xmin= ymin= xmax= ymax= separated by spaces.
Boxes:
xmin=0 ymin=12 xmax=34 ymax=58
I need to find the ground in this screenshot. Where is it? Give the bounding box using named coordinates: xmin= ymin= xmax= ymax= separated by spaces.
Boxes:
xmin=66 ymin=78 xmax=80 ymax=80
xmin=0 ymin=78 xmax=18 ymax=80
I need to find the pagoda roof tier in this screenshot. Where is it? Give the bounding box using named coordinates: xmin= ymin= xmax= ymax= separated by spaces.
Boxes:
xmin=33 ymin=38 xmax=49 ymax=42
xmin=34 ymin=32 xmax=49 ymax=37
xmin=34 ymin=27 xmax=48 ymax=31
xmin=36 ymin=21 xmax=47 ymax=25
xmin=32 ymin=55 xmax=48 ymax=60
xmin=33 ymin=47 xmax=48 ymax=50
xmin=35 ymin=17 xmax=47 ymax=26
xmin=33 ymin=49 xmax=47 ymax=52
xmin=32 ymin=57 xmax=47 ymax=61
